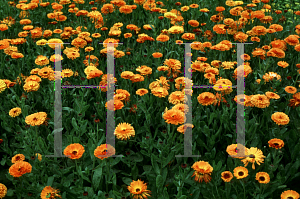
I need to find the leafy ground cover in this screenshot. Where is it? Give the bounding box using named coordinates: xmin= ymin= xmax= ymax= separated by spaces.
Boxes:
xmin=1 ymin=0 xmax=300 ymax=198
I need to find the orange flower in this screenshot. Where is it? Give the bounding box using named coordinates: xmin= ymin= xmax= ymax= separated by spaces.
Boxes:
xmin=188 ymin=20 xmax=199 ymax=27
xmin=136 ymin=88 xmax=148 ymax=96
xmin=11 ymin=154 xmax=25 ymax=163
xmin=267 ymin=48 xmax=285 ymax=58
xmin=221 ymin=171 xmax=233 ymax=182
xmin=250 ymin=94 xmax=270 ymax=108
xmin=265 ymin=91 xmax=280 ymax=99
xmin=114 ymin=122 xmax=135 ymax=140
xmin=119 ymin=5 xmax=133 ymax=14
xmin=152 ymin=52 xmax=162 ymax=58
xmin=284 ymin=86 xmax=297 ymax=94
xmin=151 ymin=87 xmax=169 ymax=98
xmin=268 ymin=138 xmax=284 ymax=149
xmin=233 ymin=166 xmax=248 ymax=179
xmin=0 ymin=24 xmax=8 ymax=31
xmin=163 ymin=109 xmax=185 ymax=125
xmin=40 ymin=186 xmax=62 ymax=199
xmin=271 ymin=112 xmax=290 ymax=126
xmin=94 ymin=144 xmax=115 ymax=160
xmin=105 ymin=99 xmax=124 ymax=110
xmin=197 ymin=92 xmax=217 ymax=106
xmin=156 ymin=34 xmax=169 ymax=42
xmin=63 ymin=143 xmax=85 ymax=159
xmin=226 ymin=143 xmax=249 ymax=159
xmin=127 ymin=179 xmax=151 ymax=199
xmin=216 ymin=6 xmax=225 ymax=12
xmin=168 ymin=91 xmax=186 ymax=104
xmin=9 ymin=161 xmax=32 ymax=177
xmin=177 ymin=123 xmax=194 ymax=134
xmin=191 ymin=160 xmax=213 ymax=183
xmin=0 ymin=40 xmax=10 ymax=50
xmin=288 ymin=92 xmax=300 ymax=108
xmin=25 ymin=112 xmax=47 ymax=126
xmin=284 ymin=35 xmax=300 ymax=46
xmin=11 ymin=52 xmax=24 ymax=59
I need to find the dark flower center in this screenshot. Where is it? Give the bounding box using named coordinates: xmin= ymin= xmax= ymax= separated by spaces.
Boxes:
xmin=136 ymin=188 xmax=140 ymax=192
xmin=238 ymin=172 xmax=244 ymax=176
xmin=259 ymin=176 xmax=265 ymax=181
xmin=72 ymin=151 xmax=77 ymax=155
xmin=224 ymin=173 xmax=230 ymax=178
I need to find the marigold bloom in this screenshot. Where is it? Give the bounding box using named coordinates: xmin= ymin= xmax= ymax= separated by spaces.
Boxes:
xmin=151 ymin=87 xmax=169 ymax=98
xmin=221 ymin=171 xmax=233 ymax=182
xmin=128 ymin=179 xmax=151 ymax=199
xmin=250 ymin=94 xmax=270 ymax=108
xmin=226 ymin=143 xmax=249 ymax=159
xmin=241 ymin=147 xmax=266 ymax=169
xmin=233 ymin=166 xmax=248 ymax=179
xmin=23 ymin=81 xmax=40 ymax=92
xmin=191 ymin=160 xmax=213 ymax=183
xmin=114 ymin=122 xmax=135 ymax=140
xmin=281 ymin=190 xmax=300 ymax=199
xmin=197 ymin=92 xmax=217 ymax=106
xmin=271 ymin=112 xmax=290 ymax=126
xmin=0 ymin=79 xmax=7 ymax=93
xmin=11 ymin=154 xmax=25 ymax=163
xmin=267 ymin=48 xmax=285 ymax=58
xmin=168 ymin=91 xmax=186 ymax=104
xmin=268 ymin=138 xmax=284 ymax=149
xmin=63 ymin=143 xmax=85 ymax=159
xmin=265 ymin=91 xmax=280 ymax=100
xmin=177 ymin=123 xmax=194 ymax=134
xmin=25 ymin=112 xmax=47 ymax=126
xmin=284 ymin=35 xmax=300 ymax=46
xmin=285 ymin=86 xmax=297 ymax=94
xmin=105 ymin=99 xmax=124 ymax=111
xmin=136 ymin=88 xmax=148 ymax=96
xmin=40 ymin=186 xmax=62 ymax=199
xmin=9 ymin=107 xmax=22 ymax=117
xmin=94 ymin=144 xmax=115 ymax=160
xmin=163 ymin=108 xmax=185 ymax=126
xmin=0 ymin=183 xmax=7 ymax=198
xmin=9 ymin=161 xmax=32 ymax=177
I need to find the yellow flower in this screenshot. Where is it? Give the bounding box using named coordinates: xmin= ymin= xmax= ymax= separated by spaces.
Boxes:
xmin=0 ymin=183 xmax=7 ymax=199
xmin=0 ymin=79 xmax=7 ymax=93
xmin=9 ymin=107 xmax=22 ymax=117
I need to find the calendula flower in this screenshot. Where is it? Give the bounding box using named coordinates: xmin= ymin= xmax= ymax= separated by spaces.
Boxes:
xmin=23 ymin=81 xmax=40 ymax=92
xmin=94 ymin=144 xmax=115 ymax=160
xmin=35 ymin=153 xmax=42 ymax=161
xmin=105 ymin=99 xmax=124 ymax=111
xmin=281 ymin=190 xmax=299 ymax=199
xmin=271 ymin=112 xmax=290 ymax=126
xmin=233 ymin=166 xmax=248 ymax=179
xmin=25 ymin=112 xmax=47 ymax=126
xmin=11 ymin=154 xmax=25 ymax=163
xmin=285 ymin=86 xmax=297 ymax=94
xmin=168 ymin=91 xmax=186 ymax=104
xmin=0 ymin=183 xmax=7 ymax=199
xmin=128 ymin=179 xmax=151 ymax=199
xmin=177 ymin=123 xmax=194 ymax=134
xmin=255 ymin=172 xmax=270 ymax=184
xmin=226 ymin=143 xmax=249 ymax=159
xmin=9 ymin=161 xmax=32 ymax=177
xmin=241 ymin=147 xmax=266 ymax=170
xmin=163 ymin=109 xmax=185 ymax=125
xmin=63 ymin=143 xmax=85 ymax=159
xmin=221 ymin=171 xmax=233 ymax=182
xmin=250 ymin=94 xmax=270 ymax=108
xmin=191 ymin=160 xmax=213 ymax=183
xmin=114 ymin=122 xmax=135 ymax=140
xmin=40 ymin=186 xmax=62 ymax=199
xmin=197 ymin=92 xmax=217 ymax=106
xmin=9 ymin=107 xmax=22 ymax=117
xmin=136 ymin=88 xmax=148 ymax=96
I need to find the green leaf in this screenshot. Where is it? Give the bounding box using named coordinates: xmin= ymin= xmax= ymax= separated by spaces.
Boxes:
xmin=46 ymin=176 xmax=54 ymax=186
xmin=92 ymin=167 xmax=102 ymax=190
xmin=113 ymin=190 xmax=122 ymax=197
xmin=122 ymin=177 xmax=132 ymax=185
xmin=130 ymin=152 xmax=144 ymax=162
xmin=71 ymin=117 xmax=79 ymax=131
xmin=214 ymin=160 xmax=222 ymax=172
xmin=156 ymin=175 xmax=164 ymax=190
xmin=151 ymin=155 xmax=160 ymax=175
xmin=6 ymin=189 xmax=14 ymax=197
xmin=162 ymin=151 xmax=174 ymax=168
